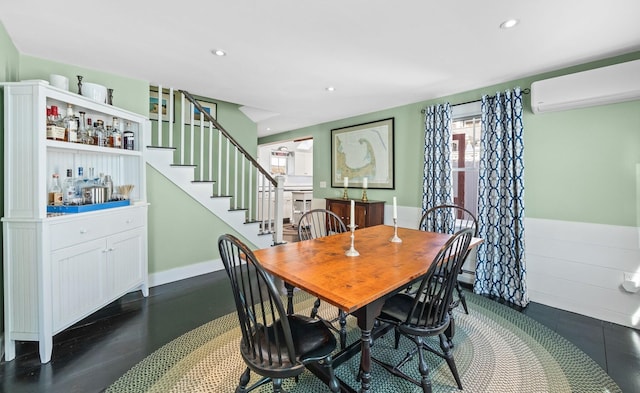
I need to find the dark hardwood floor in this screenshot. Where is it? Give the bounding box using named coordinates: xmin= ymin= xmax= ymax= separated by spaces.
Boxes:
xmin=1 ymin=271 xmax=639 ymax=393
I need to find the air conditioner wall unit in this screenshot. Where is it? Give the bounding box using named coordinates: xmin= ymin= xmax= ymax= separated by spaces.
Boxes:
xmin=530 ymin=59 xmax=640 ymax=114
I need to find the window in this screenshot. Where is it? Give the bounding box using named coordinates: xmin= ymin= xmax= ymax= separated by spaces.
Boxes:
xmin=270 ymin=151 xmax=289 ymax=175
xmin=451 ymin=108 xmax=481 ymax=216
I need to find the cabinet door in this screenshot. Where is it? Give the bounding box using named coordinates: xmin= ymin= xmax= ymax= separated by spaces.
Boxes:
xmin=365 ymin=202 xmax=385 ymax=227
xmin=354 ymin=205 xmax=367 ymax=228
xmin=50 ymin=238 xmax=107 ymax=332
xmin=106 ymin=228 xmax=145 ymax=298
xmin=294 ymin=151 xmax=312 ymax=175
xmin=327 ymin=200 xmax=350 ymax=226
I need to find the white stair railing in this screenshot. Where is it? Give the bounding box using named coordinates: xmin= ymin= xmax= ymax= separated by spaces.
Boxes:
xmin=149 ymin=86 xmax=283 ymax=245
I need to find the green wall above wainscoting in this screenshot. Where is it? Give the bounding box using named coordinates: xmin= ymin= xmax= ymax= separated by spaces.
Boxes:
xmin=146 ymin=165 xmax=254 ymax=274
xmin=19 ymin=55 xmax=149 ymax=116
xmin=260 ymin=52 xmax=640 ymax=228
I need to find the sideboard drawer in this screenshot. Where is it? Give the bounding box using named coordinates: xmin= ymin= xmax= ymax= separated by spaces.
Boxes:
xmin=50 ymin=207 xmax=146 ymax=251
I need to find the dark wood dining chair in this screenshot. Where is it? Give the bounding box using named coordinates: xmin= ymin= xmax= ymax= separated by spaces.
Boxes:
xmin=218 ymin=234 xmax=340 ymax=393
xmin=295 ymin=208 xmax=349 ymax=350
xmin=419 ymin=204 xmax=478 ymax=315
xmin=372 ymin=228 xmax=474 ymax=393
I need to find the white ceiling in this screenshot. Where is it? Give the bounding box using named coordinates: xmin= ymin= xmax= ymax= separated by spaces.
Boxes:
xmin=2 ymin=1 xmax=639 ymax=137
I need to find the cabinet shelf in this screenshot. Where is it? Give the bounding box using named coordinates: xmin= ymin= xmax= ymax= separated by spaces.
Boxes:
xmin=46 ymin=140 xmax=142 ymax=156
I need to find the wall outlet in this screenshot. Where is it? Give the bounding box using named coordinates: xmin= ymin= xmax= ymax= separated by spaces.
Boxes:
xmin=319 ymin=181 xmax=327 ymax=188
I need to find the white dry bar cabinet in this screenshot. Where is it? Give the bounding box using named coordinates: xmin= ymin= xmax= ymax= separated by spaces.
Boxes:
xmin=2 ymin=81 xmax=149 ymax=363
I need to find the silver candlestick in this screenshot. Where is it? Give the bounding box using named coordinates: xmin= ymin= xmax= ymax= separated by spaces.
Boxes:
xmin=389 ymin=218 xmax=402 ymax=243
xmin=345 ymin=224 xmax=360 ymax=256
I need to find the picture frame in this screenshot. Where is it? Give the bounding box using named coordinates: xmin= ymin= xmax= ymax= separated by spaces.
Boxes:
xmin=149 ymin=87 xmax=174 ymax=122
xmin=185 ymin=99 xmax=217 ymax=125
xmin=331 ymin=117 xmax=395 ymax=189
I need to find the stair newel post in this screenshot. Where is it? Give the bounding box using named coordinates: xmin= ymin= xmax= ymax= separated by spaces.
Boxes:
xmin=274 ymin=175 xmax=285 ymax=245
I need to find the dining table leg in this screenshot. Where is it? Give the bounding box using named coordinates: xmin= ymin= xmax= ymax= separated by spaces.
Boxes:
xmin=352 ymin=299 xmax=385 ymax=393
xmin=284 ymin=283 xmax=295 ymax=315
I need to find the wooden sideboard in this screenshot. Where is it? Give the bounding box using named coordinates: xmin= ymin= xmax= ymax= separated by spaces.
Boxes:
xmin=325 ymin=198 xmax=385 ymax=229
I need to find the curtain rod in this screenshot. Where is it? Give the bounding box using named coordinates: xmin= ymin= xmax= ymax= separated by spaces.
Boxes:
xmin=420 ymin=88 xmax=530 ymax=113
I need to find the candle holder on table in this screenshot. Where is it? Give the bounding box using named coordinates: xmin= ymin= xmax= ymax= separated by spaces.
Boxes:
xmin=361 ymin=189 xmax=368 ymax=202
xmin=345 ymin=224 xmax=360 ymax=256
xmin=389 ymin=218 xmax=402 ymax=243
xmin=342 ymin=187 xmax=349 ymax=199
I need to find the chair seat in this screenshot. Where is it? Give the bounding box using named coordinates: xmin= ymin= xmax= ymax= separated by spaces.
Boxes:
xmin=379 ymin=293 xmax=448 ymax=332
xmin=250 ymin=315 xmax=337 ymax=364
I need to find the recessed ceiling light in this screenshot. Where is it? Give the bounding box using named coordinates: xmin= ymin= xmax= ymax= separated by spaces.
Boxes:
xmin=500 ymin=19 xmax=519 ymax=29
xmin=211 ymin=49 xmax=227 ymax=56
xmin=326 ymin=86 xmax=335 ymax=92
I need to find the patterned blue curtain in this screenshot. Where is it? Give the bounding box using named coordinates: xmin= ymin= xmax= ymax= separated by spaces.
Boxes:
xmin=474 ymin=87 xmax=528 ymax=307
xmin=421 ymin=103 xmax=453 ymax=221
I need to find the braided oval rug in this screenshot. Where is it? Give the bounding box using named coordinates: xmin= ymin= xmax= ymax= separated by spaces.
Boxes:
xmin=106 ymin=291 xmax=621 ymax=393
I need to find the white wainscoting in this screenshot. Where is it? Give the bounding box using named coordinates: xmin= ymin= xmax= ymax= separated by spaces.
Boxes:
xmin=526 ymin=218 xmax=640 ymax=329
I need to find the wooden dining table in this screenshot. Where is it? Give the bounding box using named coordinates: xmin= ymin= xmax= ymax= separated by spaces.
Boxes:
xmin=253 ymin=224 xmax=481 ymax=393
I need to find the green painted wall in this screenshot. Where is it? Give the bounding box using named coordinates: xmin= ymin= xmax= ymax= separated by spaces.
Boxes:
xmin=146 ymin=165 xmax=253 ymax=273
xmin=260 ymin=52 xmax=640 ymax=227
xmin=19 ymin=56 xmax=148 ymax=116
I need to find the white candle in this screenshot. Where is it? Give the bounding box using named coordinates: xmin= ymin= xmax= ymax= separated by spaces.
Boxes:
xmin=393 ymin=197 xmax=397 ymax=220
xmin=350 ymin=199 xmax=355 ymax=227
xmin=363 ymin=177 xmax=368 ymax=189
xmin=344 ymin=177 xmax=349 ymax=188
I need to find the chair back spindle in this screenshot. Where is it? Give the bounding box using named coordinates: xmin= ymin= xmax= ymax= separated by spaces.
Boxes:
xmin=297 ymin=209 xmax=347 ymax=241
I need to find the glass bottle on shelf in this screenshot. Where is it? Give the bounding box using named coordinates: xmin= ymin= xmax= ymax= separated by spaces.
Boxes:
xmin=62 ymin=169 xmax=77 ymax=205
xmin=45 ymin=107 xmax=54 ymax=140
xmin=63 ymin=104 xmax=78 ymax=143
xmin=48 ymin=173 xmax=63 ymax=206
xmin=123 ymin=122 xmax=135 ymax=150
xmin=78 ymin=111 xmax=88 ymax=144
xmin=46 ymin=105 xmax=65 ymax=141
xmin=94 ymin=120 xmax=106 ymax=147
xmin=75 ymin=167 xmax=91 ymax=199
xmin=110 ymin=117 xmax=122 ymax=149
xmin=105 ymin=125 xmax=113 ymax=147
xmin=85 ymin=117 xmax=95 ymax=145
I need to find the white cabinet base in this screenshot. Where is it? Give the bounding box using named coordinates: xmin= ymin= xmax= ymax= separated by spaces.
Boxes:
xmin=3 ymin=206 xmax=149 ymax=363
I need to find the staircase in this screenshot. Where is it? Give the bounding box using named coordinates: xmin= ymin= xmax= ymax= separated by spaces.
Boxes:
xmin=144 ymin=87 xmax=283 ymax=249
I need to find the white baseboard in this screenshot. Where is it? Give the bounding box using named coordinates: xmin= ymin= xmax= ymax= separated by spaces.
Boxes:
xmin=148 ymin=258 xmax=224 ymax=288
